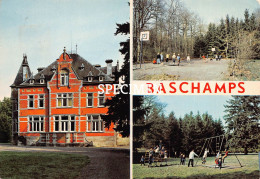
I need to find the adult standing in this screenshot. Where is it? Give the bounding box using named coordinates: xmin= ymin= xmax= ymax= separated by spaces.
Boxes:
xmin=188 ymin=149 xmax=198 ymax=167
xmin=160 ymin=53 xmax=164 ymax=63
xmin=157 ymin=53 xmax=161 ymax=64
xmin=166 ymin=53 xmax=170 ymax=62
xmin=177 ymin=54 xmax=181 ymax=66
xmin=172 ymin=53 xmax=176 ymax=64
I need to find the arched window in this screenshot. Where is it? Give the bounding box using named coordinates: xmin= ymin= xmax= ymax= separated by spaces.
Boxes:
xmin=60 ymin=69 xmax=69 ymax=86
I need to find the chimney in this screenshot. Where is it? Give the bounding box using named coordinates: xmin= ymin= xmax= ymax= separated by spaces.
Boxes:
xmin=94 ymin=64 xmax=101 ymax=70
xmin=105 ymin=59 xmax=113 ymax=76
xmin=37 ymin=67 xmax=45 ymax=73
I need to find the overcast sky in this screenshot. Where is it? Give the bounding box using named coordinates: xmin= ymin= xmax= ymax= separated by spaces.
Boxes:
xmin=182 ymin=0 xmax=259 ymax=24
xmin=157 ymin=95 xmax=231 ymax=125
xmin=0 ymin=0 xmax=129 ymax=100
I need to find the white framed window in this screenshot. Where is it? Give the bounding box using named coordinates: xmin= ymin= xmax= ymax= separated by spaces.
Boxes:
xmin=57 ymin=93 xmax=73 ymax=107
xmin=87 ymin=93 xmax=93 ymax=107
xmin=29 ymin=79 xmax=34 ymax=84
xmin=28 ymin=116 xmax=44 ymax=132
xmin=28 ymin=95 xmax=34 ymax=108
xmin=54 ymin=115 xmax=75 ymax=132
xmin=88 ymin=77 xmax=93 ymax=82
xmin=99 ymin=76 xmax=104 ymax=81
xmin=60 ymin=69 xmax=69 ymax=86
xmin=86 ymin=115 xmax=104 ymax=132
xmin=40 ymin=79 xmax=45 ymax=84
xmin=38 ymin=94 xmax=44 ymax=108
xmin=98 ymin=93 xmax=105 ymax=107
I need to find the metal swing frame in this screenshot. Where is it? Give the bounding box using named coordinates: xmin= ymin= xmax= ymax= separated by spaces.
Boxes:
xmin=195 ymin=135 xmax=243 ymax=168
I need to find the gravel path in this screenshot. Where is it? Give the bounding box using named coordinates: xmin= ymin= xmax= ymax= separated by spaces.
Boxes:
xmin=133 ymin=59 xmax=231 ymax=81
xmin=0 ymin=144 xmax=130 ymax=179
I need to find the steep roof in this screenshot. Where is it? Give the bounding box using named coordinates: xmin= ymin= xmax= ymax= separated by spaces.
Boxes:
xmin=18 ymin=53 xmax=117 ymax=87
xmin=10 ymin=56 xmax=31 ymax=87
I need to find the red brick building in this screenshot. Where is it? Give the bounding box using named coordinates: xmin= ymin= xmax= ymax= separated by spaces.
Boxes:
xmin=10 ymin=48 xmax=126 ymax=147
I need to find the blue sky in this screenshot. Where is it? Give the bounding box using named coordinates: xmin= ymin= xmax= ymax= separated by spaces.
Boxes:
xmin=182 ymin=0 xmax=259 ymax=24
xmin=0 ymin=0 xmax=129 ymax=100
xmin=157 ymin=95 xmax=231 ymax=124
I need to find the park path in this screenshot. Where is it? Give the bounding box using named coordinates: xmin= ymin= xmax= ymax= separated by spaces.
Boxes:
xmin=0 ymin=144 xmax=130 ymax=179
xmin=133 ymin=59 xmax=231 ymax=80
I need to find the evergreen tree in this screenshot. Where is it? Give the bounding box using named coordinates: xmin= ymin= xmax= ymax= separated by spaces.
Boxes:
xmin=243 ymin=9 xmax=250 ymax=31
xmin=193 ymin=34 xmax=207 ymax=57
xmin=0 ymin=97 xmax=12 ymax=142
xmin=224 ymin=96 xmax=260 ymax=154
xmin=166 ymin=112 xmax=183 ymax=155
xmin=144 ymin=108 xmax=167 ymax=147
xmin=133 ymin=96 xmax=150 ymax=150
xmin=102 ymin=22 xmax=130 ymax=137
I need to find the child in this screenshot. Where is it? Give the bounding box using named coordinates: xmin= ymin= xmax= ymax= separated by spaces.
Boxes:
xmin=154 ymin=145 xmax=160 ymax=155
xmin=222 ymin=149 xmax=228 ymax=163
xmin=202 ymin=148 xmax=209 ymax=164
xmin=164 ymin=150 xmax=168 ymax=165
xmin=218 ymin=154 xmax=222 ymax=169
xmin=182 ymin=154 xmax=186 ymax=165
xmin=180 ymin=153 xmax=183 ymax=165
xmin=160 ymin=146 xmax=165 ymax=158
xmin=148 ymin=147 xmax=154 ymax=167
xmin=187 ymin=54 xmax=191 ymax=63
xmin=140 ymin=155 xmax=145 ymax=166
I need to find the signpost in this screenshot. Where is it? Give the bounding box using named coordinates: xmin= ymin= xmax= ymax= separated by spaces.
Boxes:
xmin=139 ymin=31 xmax=149 ymax=68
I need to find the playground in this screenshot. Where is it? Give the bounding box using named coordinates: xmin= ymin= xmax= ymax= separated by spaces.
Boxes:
xmin=133 ymin=59 xmax=260 ymax=81
xmin=133 ymin=135 xmax=258 ymax=178
xmin=133 ymin=154 xmax=258 ymax=178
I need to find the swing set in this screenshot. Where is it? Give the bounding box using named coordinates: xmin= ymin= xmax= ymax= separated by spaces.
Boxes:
xmin=196 ymin=135 xmax=243 ymax=169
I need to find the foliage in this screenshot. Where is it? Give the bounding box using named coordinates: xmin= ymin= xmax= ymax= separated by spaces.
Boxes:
xmin=0 ymin=151 xmax=90 ymax=179
xmin=102 ymin=22 xmax=130 ymax=137
xmin=224 ymin=96 xmax=260 ymax=154
xmin=133 ymin=96 xmax=225 ymax=154
xmin=0 ymin=97 xmax=12 ymax=142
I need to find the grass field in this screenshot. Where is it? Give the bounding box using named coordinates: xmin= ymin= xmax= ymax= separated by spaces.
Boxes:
xmin=133 ymin=154 xmax=259 ymax=178
xmin=0 ymin=151 xmax=90 ymax=179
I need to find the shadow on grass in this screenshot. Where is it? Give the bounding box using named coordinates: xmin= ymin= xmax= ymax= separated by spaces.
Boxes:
xmin=142 ymin=170 xmax=259 ymax=179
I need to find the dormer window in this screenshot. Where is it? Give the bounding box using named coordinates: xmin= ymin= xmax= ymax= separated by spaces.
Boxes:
xmin=79 ymin=63 xmax=85 ymax=71
xmin=60 ymin=69 xmax=69 ymax=86
xmin=40 ymin=79 xmax=45 ymax=84
xmin=88 ymin=77 xmax=93 ymax=82
xmin=29 ymin=79 xmax=34 ymax=84
xmin=29 ymin=73 xmax=35 ymax=84
xmin=99 ymin=76 xmax=104 ymax=81
xmin=40 ymin=74 xmax=45 ymax=84
xmin=87 ymin=71 xmax=93 ymax=82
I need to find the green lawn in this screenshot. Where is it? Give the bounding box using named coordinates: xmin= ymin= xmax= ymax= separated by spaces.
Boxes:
xmin=0 ymin=151 xmax=90 ymax=179
xmin=133 ymin=154 xmax=258 ymax=178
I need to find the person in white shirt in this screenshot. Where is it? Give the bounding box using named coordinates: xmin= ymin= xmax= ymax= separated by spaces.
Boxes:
xmin=187 ymin=54 xmax=191 ymax=63
xmin=188 ymin=149 xmax=198 ymax=167
xmin=202 ymin=148 xmax=209 ymax=164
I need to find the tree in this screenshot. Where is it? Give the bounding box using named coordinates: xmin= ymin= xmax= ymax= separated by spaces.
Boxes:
xmin=224 ymin=96 xmax=260 ymax=154
xmin=133 ymin=96 xmax=150 ymax=150
xmin=0 ymin=97 xmax=12 ymax=142
xmin=102 ymin=22 xmax=130 ymax=137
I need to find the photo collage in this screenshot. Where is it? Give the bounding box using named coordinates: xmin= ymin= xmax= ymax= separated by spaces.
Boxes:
xmin=0 ymin=0 xmax=259 ymax=179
